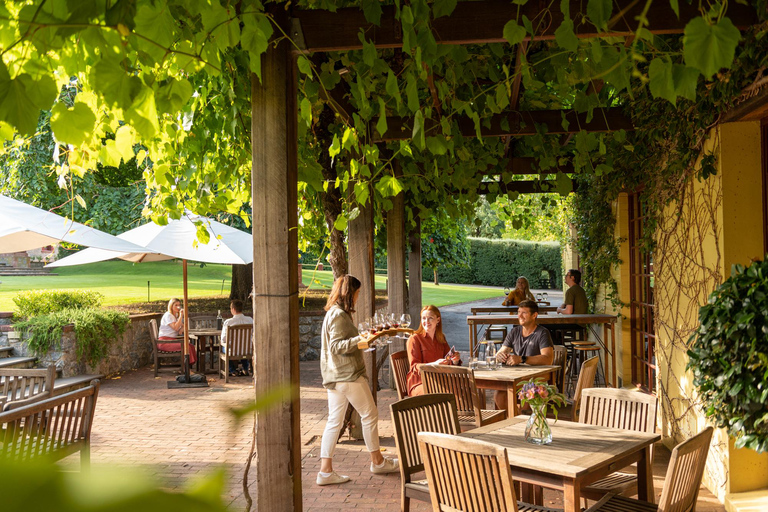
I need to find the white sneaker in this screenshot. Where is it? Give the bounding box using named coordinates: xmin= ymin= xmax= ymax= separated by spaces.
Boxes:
xmin=316 ymin=471 xmax=350 ymax=486
xmin=371 ymin=457 xmax=399 ymax=474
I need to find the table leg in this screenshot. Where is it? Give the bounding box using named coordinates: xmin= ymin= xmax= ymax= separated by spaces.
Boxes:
xmin=637 ymin=446 xmax=655 ymax=503
xmin=508 ymin=382 xmax=518 ymax=417
xmin=563 ymin=480 xmax=581 ymax=512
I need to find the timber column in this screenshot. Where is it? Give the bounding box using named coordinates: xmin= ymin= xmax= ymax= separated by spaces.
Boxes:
xmin=408 ymin=215 xmax=422 ymax=328
xmin=348 ymin=187 xmax=376 ymax=322
xmin=387 ymin=163 xmax=407 ymax=371
xmin=251 ymin=34 xmax=302 ymax=511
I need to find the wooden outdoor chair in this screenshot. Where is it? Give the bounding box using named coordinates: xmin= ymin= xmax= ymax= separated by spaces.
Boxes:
xmin=552 ymin=345 xmax=567 ymax=394
xmin=0 ymin=379 xmax=100 ymax=471
xmin=419 ymin=364 xmax=505 ymax=430
xmin=390 ymin=393 xmax=462 ymax=511
xmin=550 ymin=355 xmax=598 ymax=422
xmin=418 ymin=431 xmax=561 ymax=512
xmin=0 ymin=365 xmax=56 ymax=409
xmin=579 ymin=388 xmax=658 ymax=501
xmin=219 ymin=324 xmax=253 ymax=383
xmin=585 ymin=427 xmax=714 ymax=512
xmin=390 ymin=350 xmax=409 ymax=400
xmin=149 ymin=318 xmax=183 ymax=377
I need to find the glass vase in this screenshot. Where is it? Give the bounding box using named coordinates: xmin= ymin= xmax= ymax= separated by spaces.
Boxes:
xmin=524 ymin=404 xmax=552 ymax=445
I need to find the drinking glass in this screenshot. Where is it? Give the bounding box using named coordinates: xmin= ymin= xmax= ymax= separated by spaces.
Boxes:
xmin=486 ymin=342 xmax=497 ymax=370
xmin=358 ymin=322 xmax=368 ymax=336
xmin=542 ymin=292 xmax=548 ymax=302
xmin=469 ymin=356 xmax=479 ymax=370
xmin=400 ymin=313 xmax=411 ymax=328
xmin=536 ymin=293 xmax=543 ymax=302
xmin=504 ymin=287 xmax=510 ymax=296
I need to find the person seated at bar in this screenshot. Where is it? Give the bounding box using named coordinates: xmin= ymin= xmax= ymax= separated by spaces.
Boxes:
xmin=502 ymin=276 xmax=536 ymax=306
xmin=493 ymin=300 xmax=553 ymax=411
xmin=220 ymin=299 xmax=253 ymax=376
xmin=157 ymin=297 xmax=197 ymax=365
xmin=557 ymin=269 xmax=589 ymax=314
xmin=406 ymin=305 xmax=461 ymax=397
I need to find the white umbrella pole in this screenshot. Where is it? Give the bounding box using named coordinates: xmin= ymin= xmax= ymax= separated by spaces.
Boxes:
xmin=183 ymin=259 xmax=191 ymax=381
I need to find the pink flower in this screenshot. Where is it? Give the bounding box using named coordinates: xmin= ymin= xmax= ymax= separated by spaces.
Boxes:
xmin=537 ymin=386 xmax=548 ymax=398
xmin=526 ymin=389 xmax=535 ymax=400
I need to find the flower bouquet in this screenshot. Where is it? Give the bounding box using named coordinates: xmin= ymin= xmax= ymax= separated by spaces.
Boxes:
xmin=517 ymin=378 xmax=567 ymax=445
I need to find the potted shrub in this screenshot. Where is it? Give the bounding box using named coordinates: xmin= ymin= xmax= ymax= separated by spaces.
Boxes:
xmin=688 ymin=258 xmax=768 ymax=453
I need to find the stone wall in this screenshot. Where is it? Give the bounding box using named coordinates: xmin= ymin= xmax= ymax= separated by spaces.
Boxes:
xmin=1 ymin=310 xmax=326 ymax=376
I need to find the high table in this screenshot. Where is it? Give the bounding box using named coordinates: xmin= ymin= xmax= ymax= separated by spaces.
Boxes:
xmin=188 ymin=328 xmax=221 ymax=374
xmin=472 ymin=364 xmax=560 ymax=416
xmin=467 ymin=313 xmax=618 ymax=387
xmin=470 ymin=305 xmax=558 ymax=315
xmin=461 ymin=416 xmax=660 ymax=512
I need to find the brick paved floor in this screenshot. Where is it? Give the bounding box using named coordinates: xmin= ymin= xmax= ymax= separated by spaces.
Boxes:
xmin=82 ymin=361 xmax=724 ymax=511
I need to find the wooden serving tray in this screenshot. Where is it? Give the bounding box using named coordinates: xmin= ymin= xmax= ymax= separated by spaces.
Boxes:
xmin=357 ymin=328 xmax=415 ymax=349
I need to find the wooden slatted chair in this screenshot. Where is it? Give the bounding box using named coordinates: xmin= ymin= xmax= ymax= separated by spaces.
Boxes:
xmin=552 ymin=345 xmax=567 ymax=394
xmin=551 ymin=355 xmax=598 ymax=422
xmin=149 ymin=318 xmax=182 ymax=377
xmin=578 ymin=388 xmax=658 ymax=501
xmin=418 ymin=431 xmax=561 ymax=512
xmin=219 ymin=324 xmax=253 ymax=383
xmin=390 ymin=350 xmax=410 ymax=400
xmin=0 ymin=365 xmax=56 ymax=409
xmin=0 ymin=379 xmax=100 ymax=471
xmin=585 ymin=427 xmax=714 ymax=512
xmin=390 ymin=394 xmax=461 ymax=511
xmin=419 ymin=364 xmax=505 ymax=430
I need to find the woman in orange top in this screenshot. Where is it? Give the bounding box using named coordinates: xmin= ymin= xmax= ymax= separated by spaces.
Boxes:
xmin=502 ymin=276 xmax=536 ymax=306
xmin=406 ymin=305 xmax=460 ymax=396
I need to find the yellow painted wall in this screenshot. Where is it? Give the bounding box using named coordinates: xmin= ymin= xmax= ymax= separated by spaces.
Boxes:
xmin=650 ymin=121 xmax=766 ymax=500
xmin=614 ymin=193 xmax=632 ymax=387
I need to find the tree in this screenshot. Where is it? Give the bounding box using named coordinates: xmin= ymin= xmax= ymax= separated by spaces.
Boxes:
xmin=420 ymin=211 xmax=471 ymax=285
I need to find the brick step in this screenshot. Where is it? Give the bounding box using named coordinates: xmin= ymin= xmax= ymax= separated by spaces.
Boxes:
xmin=0 ymin=346 xmax=13 ymax=358
xmin=0 ymin=356 xmax=37 ymax=369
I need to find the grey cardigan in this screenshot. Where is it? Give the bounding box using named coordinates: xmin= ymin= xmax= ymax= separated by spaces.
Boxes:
xmin=320 ymin=305 xmax=365 ymax=389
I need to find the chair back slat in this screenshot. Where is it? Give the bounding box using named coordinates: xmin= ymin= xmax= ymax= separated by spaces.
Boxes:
xmin=571 ymin=355 xmax=599 ymax=415
xmin=390 ymin=394 xmax=461 ymax=481
xmin=227 ymin=324 xmax=253 ymax=358
xmin=418 ymin=431 xmax=520 ymax=512
xmin=149 ymin=319 xmax=159 ymax=342
xmin=420 ymin=365 xmax=481 ymax=419
xmin=390 ymin=350 xmax=409 ymax=400
xmin=552 ymin=345 xmax=567 ymax=393
xmin=658 ymin=427 xmax=714 ymax=512
xmin=0 ymin=366 xmax=57 ymax=405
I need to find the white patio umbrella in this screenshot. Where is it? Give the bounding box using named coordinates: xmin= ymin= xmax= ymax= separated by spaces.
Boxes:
xmin=48 ymin=213 xmax=254 ymax=384
xmin=0 ymin=194 xmax=157 ymax=254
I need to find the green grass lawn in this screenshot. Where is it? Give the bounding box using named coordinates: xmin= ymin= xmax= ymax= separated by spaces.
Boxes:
xmin=0 ymin=262 xmax=503 ymax=312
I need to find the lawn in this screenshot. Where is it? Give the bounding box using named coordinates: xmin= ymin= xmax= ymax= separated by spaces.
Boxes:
xmin=0 ymin=262 xmax=503 ymax=312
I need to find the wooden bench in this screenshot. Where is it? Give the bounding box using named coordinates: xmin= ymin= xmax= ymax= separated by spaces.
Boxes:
xmin=0 ymin=379 xmax=100 ymax=470
xmin=0 ymin=365 xmax=56 ymax=409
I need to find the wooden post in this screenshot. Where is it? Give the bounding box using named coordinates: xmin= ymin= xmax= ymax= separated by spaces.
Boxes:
xmin=251 ymin=35 xmax=302 ymax=511
xmin=348 ymin=186 xmax=376 ymax=438
xmin=182 ymin=259 xmax=190 ymax=376
xmin=408 ymin=216 xmax=423 ymax=329
xmin=387 ymin=167 xmax=407 ymax=386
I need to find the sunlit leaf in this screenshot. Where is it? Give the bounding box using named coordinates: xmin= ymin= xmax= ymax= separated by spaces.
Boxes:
xmin=0 ymin=73 xmax=57 ymax=135
xmin=50 ymin=102 xmax=97 ymax=146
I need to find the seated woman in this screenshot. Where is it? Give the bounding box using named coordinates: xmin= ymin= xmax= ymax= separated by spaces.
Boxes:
xmin=502 ymin=276 xmax=536 ymax=306
xmin=406 ymin=305 xmax=460 ymax=396
xmin=157 ymin=297 xmax=197 ymax=365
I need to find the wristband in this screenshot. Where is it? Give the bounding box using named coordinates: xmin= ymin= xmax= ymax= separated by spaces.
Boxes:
xmin=521 ymin=355 xmax=527 ymax=364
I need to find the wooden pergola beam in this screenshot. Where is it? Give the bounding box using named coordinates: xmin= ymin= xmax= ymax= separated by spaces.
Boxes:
xmin=372 ymin=107 xmax=632 ymax=141
xmin=479 ymin=157 xmax=576 ymax=175
xmin=476 ymin=180 xmax=574 ymax=195
xmin=291 ymin=0 xmax=757 ymax=53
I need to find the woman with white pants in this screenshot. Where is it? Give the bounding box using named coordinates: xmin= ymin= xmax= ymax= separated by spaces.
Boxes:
xmin=317 ymin=274 xmax=399 ymax=486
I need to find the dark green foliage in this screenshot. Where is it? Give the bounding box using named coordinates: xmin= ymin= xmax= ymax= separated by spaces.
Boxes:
xmin=13 ymin=289 xmax=104 ymax=318
xmin=431 ymin=238 xmax=562 ymax=289
xmin=15 ymin=308 xmax=130 ymax=367
xmin=688 ymin=258 xmax=768 ymax=453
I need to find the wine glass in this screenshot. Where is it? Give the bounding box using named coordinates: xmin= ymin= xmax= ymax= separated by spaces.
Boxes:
xmin=504 ymin=287 xmax=510 ymax=296
xmin=358 ymin=321 xmax=369 ymax=336
xmin=542 ymin=292 xmax=548 ymax=302
xmin=400 ymin=313 xmax=411 ymax=329
xmin=536 ymin=293 xmax=543 ymax=302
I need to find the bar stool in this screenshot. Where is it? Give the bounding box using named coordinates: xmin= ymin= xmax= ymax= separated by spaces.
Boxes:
xmin=567 ymin=343 xmax=605 ymax=395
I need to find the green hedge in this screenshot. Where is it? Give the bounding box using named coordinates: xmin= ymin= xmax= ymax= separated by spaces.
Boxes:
xmin=13 ymin=289 xmax=104 ymax=318
xmin=428 ymin=238 xmax=562 ymax=289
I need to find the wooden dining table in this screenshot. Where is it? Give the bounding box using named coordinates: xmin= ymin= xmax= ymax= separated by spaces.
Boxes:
xmin=188 ymin=328 xmax=222 ymax=374
xmin=472 ymin=364 xmax=560 ymax=416
xmin=461 ymin=416 xmax=660 ymax=512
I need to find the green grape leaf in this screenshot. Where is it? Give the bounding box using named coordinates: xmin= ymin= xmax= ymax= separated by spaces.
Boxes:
xmin=133 ymin=1 xmax=177 ymax=63
xmin=376 ymin=174 xmax=404 ymax=197
xmin=412 ymin=109 xmax=425 ymax=150
xmin=406 ymin=73 xmax=419 ymax=113
xmin=386 ymin=70 xmax=402 ymax=108
xmin=503 ymin=20 xmax=526 ymax=46
xmin=587 ymin=0 xmax=612 ymax=30
xmin=333 ymin=214 xmax=348 ymax=231
xmin=555 ymin=171 xmax=573 ymax=195
xmin=0 ymin=73 xmax=57 ymax=135
xmin=155 ymin=78 xmax=193 ymax=114
xmin=362 ymin=0 xmax=382 ymax=26
xmin=554 ymin=19 xmax=578 ymax=52
xmin=672 ymin=64 xmax=699 ymax=101
xmin=50 ymin=101 xmax=96 ymax=146
xmin=114 ymin=125 xmax=134 ymax=162
xmin=362 ymin=36 xmax=376 ymax=67
xmin=124 ymin=85 xmax=159 ymax=138
xmin=376 ymin=97 xmax=388 ymax=136
xmin=648 ymin=58 xmax=676 ymax=105
xmin=432 ymin=0 xmax=458 ymax=19
xmin=426 ymin=135 xmax=448 ymax=156
xmin=297 ymin=56 xmax=312 ymax=78
xmin=669 ymin=0 xmax=679 ymax=18
xmin=91 ymin=58 xmax=142 ymax=109
xmin=300 ymin=97 xmax=312 ymax=126
xmin=683 ymin=16 xmax=741 ymax=79
xmin=329 ymin=134 xmax=341 ymax=158
xmin=354 ymin=182 xmax=370 ymax=205
xmin=99 ymin=139 xmax=122 ymax=167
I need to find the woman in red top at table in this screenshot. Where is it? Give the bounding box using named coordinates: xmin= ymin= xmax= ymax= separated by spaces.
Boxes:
xmin=157 ymin=297 xmax=197 ymax=365
xmin=406 ymin=305 xmax=460 ymax=396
